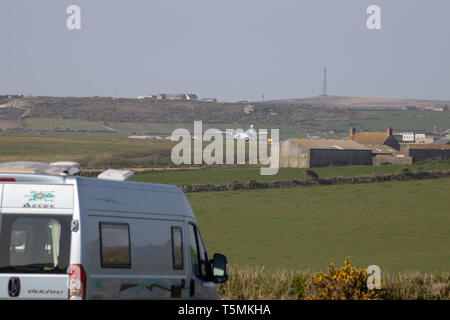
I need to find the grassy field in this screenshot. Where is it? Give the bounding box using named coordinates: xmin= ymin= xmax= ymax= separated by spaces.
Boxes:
xmin=22 ymin=118 xmax=316 ymax=139
xmin=310 ymin=110 xmax=450 ymax=136
xmin=0 ymin=132 xmax=448 ymax=289
xmin=0 ymin=134 xmax=174 ymax=168
xmin=20 ymin=109 xmax=450 ymax=139
xmin=132 ymin=161 xmax=450 ymax=185
xmin=24 ymin=118 xmax=106 ymax=131
xmin=187 ymin=178 xmax=450 ymax=273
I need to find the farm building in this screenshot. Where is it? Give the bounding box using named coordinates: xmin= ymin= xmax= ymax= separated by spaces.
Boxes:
xmin=408 ymin=144 xmax=450 ymax=162
xmin=156 ymin=93 xmax=198 ymax=101
xmin=370 ymin=145 xmax=412 ymax=165
xmin=346 ymin=128 xmax=411 ymax=165
xmin=280 ymin=138 xmax=372 ymax=168
xmin=347 ymin=127 xmax=401 ymax=150
xmin=433 ymin=138 xmax=450 ymax=145
xmin=200 ymin=98 xmax=217 ymax=102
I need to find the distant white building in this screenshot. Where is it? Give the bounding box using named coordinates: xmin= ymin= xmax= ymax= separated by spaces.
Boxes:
xmin=399 ymin=132 xmax=437 ymax=143
xmin=155 ymin=93 xmax=198 ymax=101
xmin=128 ymin=135 xmax=164 ymax=140
xmin=137 ymin=95 xmax=157 ymax=100
xmin=401 ymin=132 xmax=415 ymax=142
xmin=200 ymin=98 xmax=217 ymax=102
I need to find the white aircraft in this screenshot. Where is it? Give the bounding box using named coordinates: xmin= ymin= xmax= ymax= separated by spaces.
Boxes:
xmin=213 ymin=124 xmax=257 ymax=141
xmin=306 ymin=132 xmax=320 ymax=139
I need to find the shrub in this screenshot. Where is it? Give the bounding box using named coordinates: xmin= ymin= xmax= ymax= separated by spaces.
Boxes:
xmin=304 ymin=169 xmax=319 ymax=181
xmin=400 ymin=167 xmax=411 ymax=176
xmin=291 ymin=274 xmax=308 ymax=299
xmin=412 ymin=166 xmax=423 ymax=174
xmin=306 ymin=257 xmax=389 ymax=300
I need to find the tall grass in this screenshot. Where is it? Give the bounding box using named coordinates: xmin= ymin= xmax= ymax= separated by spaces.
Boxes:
xmin=218 ymin=265 xmax=450 ymax=300
xmin=218 ymin=265 xmax=311 ymax=300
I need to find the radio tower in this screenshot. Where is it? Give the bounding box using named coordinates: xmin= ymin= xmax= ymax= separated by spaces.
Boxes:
xmin=322 ymin=66 xmax=327 ymax=96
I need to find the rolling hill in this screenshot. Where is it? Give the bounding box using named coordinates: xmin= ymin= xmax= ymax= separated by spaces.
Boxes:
xmin=266 ymin=95 xmax=450 ymax=110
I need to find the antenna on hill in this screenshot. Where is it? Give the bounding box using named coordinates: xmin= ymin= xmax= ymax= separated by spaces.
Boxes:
xmin=322 ymin=66 xmax=327 ymax=96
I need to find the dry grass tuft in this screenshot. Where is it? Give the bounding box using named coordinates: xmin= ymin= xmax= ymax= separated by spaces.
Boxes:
xmin=218 ymin=264 xmax=450 ymax=300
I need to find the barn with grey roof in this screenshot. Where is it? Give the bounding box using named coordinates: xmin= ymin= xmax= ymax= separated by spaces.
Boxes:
xmin=280 ymin=138 xmax=372 ymax=168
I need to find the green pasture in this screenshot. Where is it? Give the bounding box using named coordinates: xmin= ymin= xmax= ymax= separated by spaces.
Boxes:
xmin=187 ymin=178 xmax=450 ymax=273
xmin=132 ymin=161 xmax=450 ymax=185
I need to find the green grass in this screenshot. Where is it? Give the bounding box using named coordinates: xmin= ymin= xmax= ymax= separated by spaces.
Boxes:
xmin=0 ymin=134 xmax=174 ymax=168
xmin=132 ymin=161 xmax=450 ymax=185
xmin=187 ymin=178 xmax=450 ymax=273
xmin=23 ymin=118 xmax=306 ymax=139
xmin=21 ymin=109 xmax=450 ymax=139
xmin=24 ymin=118 xmax=105 ymax=131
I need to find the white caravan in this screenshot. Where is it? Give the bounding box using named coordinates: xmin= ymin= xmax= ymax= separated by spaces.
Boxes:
xmin=0 ymin=162 xmax=228 ymax=300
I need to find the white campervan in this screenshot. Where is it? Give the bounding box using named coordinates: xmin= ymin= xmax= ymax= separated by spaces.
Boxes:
xmin=0 ymin=162 xmax=228 ymax=300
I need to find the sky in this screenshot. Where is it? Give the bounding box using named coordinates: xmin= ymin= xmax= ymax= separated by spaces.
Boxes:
xmin=0 ymin=0 xmax=449 ymax=102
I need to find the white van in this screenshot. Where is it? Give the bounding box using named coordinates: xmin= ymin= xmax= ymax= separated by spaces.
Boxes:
xmin=0 ymin=162 xmax=228 ymax=300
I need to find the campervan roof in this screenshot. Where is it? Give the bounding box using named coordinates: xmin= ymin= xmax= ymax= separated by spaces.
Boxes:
xmin=0 ymin=161 xmax=80 ymax=176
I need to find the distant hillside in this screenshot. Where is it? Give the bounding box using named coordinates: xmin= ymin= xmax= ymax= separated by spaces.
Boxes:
xmin=0 ymin=95 xmax=448 ymax=138
xmin=267 ymin=95 xmax=450 ymax=110
xmin=0 ymin=95 xmax=360 ymax=125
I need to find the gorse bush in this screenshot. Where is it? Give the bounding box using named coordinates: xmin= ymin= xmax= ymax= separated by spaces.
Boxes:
xmin=307 ymin=257 xmax=389 ymax=300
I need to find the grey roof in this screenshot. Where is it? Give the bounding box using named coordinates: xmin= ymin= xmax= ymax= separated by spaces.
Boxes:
xmin=289 ymin=138 xmax=371 ymax=151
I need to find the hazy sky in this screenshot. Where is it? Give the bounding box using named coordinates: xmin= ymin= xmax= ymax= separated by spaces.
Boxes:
xmin=1 ymin=0 xmax=449 ymax=101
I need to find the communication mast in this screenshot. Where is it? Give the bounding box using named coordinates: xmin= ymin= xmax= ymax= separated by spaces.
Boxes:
xmin=322 ymin=66 xmax=327 ymax=96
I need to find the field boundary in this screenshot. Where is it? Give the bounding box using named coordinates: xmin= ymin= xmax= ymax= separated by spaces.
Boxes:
xmin=177 ymin=170 xmax=450 ymax=193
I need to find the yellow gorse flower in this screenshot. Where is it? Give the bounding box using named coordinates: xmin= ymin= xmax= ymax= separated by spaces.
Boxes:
xmin=307 ymin=257 xmax=388 ymax=300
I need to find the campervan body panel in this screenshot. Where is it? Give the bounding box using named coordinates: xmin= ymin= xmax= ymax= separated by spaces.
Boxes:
xmin=76 ymin=178 xmax=185 ymax=299
xmin=74 ymin=178 xmax=217 ymax=299
xmin=0 ymin=174 xmax=218 ymax=300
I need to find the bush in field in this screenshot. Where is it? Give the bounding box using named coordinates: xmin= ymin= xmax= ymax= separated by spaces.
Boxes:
xmin=400 ymin=167 xmax=411 ymax=176
xmin=303 ymin=169 xmax=319 ymax=181
xmin=306 ymin=257 xmax=389 ymax=300
xmin=412 ymin=166 xmax=423 ymax=174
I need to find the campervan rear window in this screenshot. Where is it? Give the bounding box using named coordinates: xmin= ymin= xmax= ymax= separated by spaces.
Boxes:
xmin=0 ymin=214 xmax=71 ymax=274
